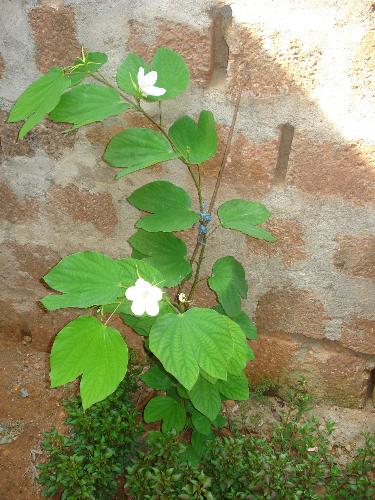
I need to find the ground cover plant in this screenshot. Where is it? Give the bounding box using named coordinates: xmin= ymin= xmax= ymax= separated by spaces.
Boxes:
xmin=9 ymin=46 xmax=277 ymax=452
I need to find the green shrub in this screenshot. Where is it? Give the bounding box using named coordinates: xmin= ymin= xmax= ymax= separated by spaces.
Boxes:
xmin=38 ymin=367 xmax=142 ymax=499
xmin=125 ymin=432 xmax=213 ymax=499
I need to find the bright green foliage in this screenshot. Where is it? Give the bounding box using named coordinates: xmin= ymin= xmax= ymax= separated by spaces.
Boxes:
xmin=149 ymin=308 xmax=245 ymax=390
xmin=141 ymin=363 xmax=174 ymax=391
xmin=227 ymin=324 xmax=250 ymax=375
xmin=49 ymin=84 xmax=130 ymax=128
xmin=188 ymin=376 xmax=221 ymax=421
xmin=126 ymin=433 xmax=213 ymax=500
xmin=7 ymin=67 xmax=70 ymax=139
xmin=208 ymin=256 xmax=248 ymax=318
xmin=50 ymin=316 xmax=128 ymax=409
xmin=129 ymin=230 xmax=191 ymax=286
xmin=218 ymin=199 xmax=277 ymax=241
xmin=116 ymin=53 xmax=148 ymax=95
xmin=144 ymin=396 xmax=186 ymax=432
xmin=42 ymin=252 xmax=162 ymax=311
xmin=38 ymin=371 xmax=142 ymax=499
xmin=169 ymin=111 xmax=217 ymax=164
xmin=104 ymin=128 xmax=179 ymax=178
xmin=150 ymin=47 xmax=190 ymax=100
xmin=69 ymin=51 xmax=108 ymax=86
xmin=128 ymin=181 xmax=199 ymax=232
xmin=217 ymin=372 xmax=249 ymax=400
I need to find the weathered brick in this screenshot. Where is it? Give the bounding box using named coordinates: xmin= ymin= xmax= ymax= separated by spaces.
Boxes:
xmin=202 ymin=126 xmax=277 ymax=197
xmin=295 ymin=347 xmax=374 ymax=408
xmin=246 ymin=331 xmax=302 ymax=384
xmin=47 ymin=184 xmax=118 ymax=235
xmin=0 ymin=182 xmax=39 ymax=223
xmin=246 ymin=218 xmax=307 ymax=267
xmin=127 ymin=18 xmax=214 ymax=85
xmin=333 ymin=233 xmax=375 ymax=279
xmin=28 ymin=4 xmax=81 ymax=72
xmin=287 ymin=136 xmax=375 ymax=205
xmin=341 ymin=318 xmax=375 ymax=355
xmin=8 ymin=242 xmax=61 ymax=281
xmin=227 ymin=24 xmax=321 ymax=96
xmin=256 ymin=287 xmax=328 ymax=340
xmin=0 ymin=111 xmax=76 ymax=160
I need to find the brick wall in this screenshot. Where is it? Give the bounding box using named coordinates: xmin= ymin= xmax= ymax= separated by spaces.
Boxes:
xmin=1 ymin=0 xmax=374 ymax=408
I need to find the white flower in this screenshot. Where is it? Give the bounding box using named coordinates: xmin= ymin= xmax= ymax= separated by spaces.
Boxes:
xmin=137 ymin=67 xmax=166 ymax=97
xmin=125 ymin=278 xmax=163 ymax=316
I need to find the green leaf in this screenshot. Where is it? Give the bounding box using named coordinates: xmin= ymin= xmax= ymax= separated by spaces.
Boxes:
xmin=141 ymin=363 xmax=174 ymax=391
xmin=8 ymin=67 xmax=70 ymax=139
xmin=42 ymin=253 xmax=162 ymax=311
xmin=120 ymin=300 xmax=175 ymax=336
xmin=208 ymin=256 xmax=248 ymax=318
xmin=104 ymin=128 xmax=179 ymax=178
xmin=50 ymin=316 xmax=128 ymax=409
xmin=227 ymin=324 xmax=249 ymax=375
xmin=214 ymin=305 xmax=257 ymax=340
xmin=128 ymin=181 xmax=199 ymax=232
xmin=191 ymin=430 xmax=213 ymax=457
xmin=150 ymin=47 xmax=189 ymax=101
xmin=191 ymin=408 xmax=212 ymax=436
xmin=69 ymin=52 xmax=108 ymax=86
xmin=144 ymin=396 xmax=186 ymax=432
xmin=49 ymin=84 xmax=130 ymax=128
xmin=169 ymin=111 xmax=217 ymax=164
xmin=218 ymin=199 xmax=276 ymax=242
xmin=117 ymin=53 xmax=148 ymax=95
xmin=137 ymin=210 xmax=199 ymax=232
xmin=212 ymin=414 xmax=226 ymax=428
xmin=217 ymin=373 xmax=249 ymax=400
xmin=128 ymin=180 xmax=192 ymax=212
xmin=149 ymin=308 xmax=241 ymax=390
xmin=189 ymin=376 xmax=221 ymax=421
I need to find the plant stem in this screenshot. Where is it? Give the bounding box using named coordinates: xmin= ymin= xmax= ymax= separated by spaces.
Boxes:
xmin=104 ymin=301 xmax=123 ymax=325
xmin=186 ymin=237 xmax=206 ymax=302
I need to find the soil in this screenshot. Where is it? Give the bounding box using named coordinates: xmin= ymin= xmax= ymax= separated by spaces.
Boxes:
xmin=0 ymin=340 xmax=74 ymax=500
xmin=1 ymin=338 xmax=374 ymax=499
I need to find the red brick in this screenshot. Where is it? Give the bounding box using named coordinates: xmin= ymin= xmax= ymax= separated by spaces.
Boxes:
xmin=246 ymin=218 xmax=307 ymax=267
xmin=0 ymin=182 xmax=39 ymax=223
xmin=333 ymin=233 xmax=375 ymax=279
xmin=28 ymin=4 xmax=81 ymax=72
xmin=256 ymin=287 xmax=328 ymax=340
xmin=341 ymin=318 xmax=375 ymax=355
xmin=47 ymin=184 xmax=118 ymax=235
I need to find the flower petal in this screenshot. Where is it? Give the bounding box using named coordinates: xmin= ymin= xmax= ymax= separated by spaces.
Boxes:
xmin=145 ymin=300 xmax=160 ymax=317
xmin=142 ymin=70 xmax=158 ymax=86
xmin=125 ymin=285 xmax=140 ymax=301
xmin=131 ymin=300 xmax=146 ymax=316
xmin=137 ymin=66 xmax=145 ymax=83
xmin=148 ymin=285 xmax=163 ymax=302
xmin=146 ymin=85 xmax=166 ymax=97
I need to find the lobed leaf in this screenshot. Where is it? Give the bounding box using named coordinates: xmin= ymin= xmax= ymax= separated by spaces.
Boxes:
xmin=49 ymin=84 xmax=130 ymax=128
xmin=149 ymin=308 xmax=244 ymax=390
xmin=208 ymin=256 xmax=248 ymax=318
xmin=216 ymin=373 xmax=249 ymax=400
xmin=189 ymin=376 xmax=221 ymax=421
xmin=214 ymin=304 xmax=257 ymax=340
xmin=8 ymin=67 xmax=70 ymax=139
xmin=128 ymin=230 xmax=191 ymax=286
xmin=218 ymin=199 xmax=276 ymax=242
xmin=144 ymin=396 xmax=186 ymax=432
xmin=141 ymin=363 xmax=174 ymax=391
xmin=117 ymin=53 xmax=148 ymax=95
xmin=169 ymin=111 xmax=217 ymax=164
xmin=104 ymin=128 xmax=179 ymax=178
xmin=150 ymin=47 xmax=189 ymax=101
xmin=50 ymin=316 xmax=128 ymax=409
xmin=69 ymin=51 xmax=108 ymax=86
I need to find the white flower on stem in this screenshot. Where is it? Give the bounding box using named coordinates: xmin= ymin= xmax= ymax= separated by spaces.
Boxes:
xmin=137 ymin=67 xmax=166 ymax=97
xmin=125 ymin=278 xmax=163 ymax=316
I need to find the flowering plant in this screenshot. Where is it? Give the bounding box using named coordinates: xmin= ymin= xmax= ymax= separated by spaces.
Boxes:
xmin=9 ymin=48 xmax=275 ymax=457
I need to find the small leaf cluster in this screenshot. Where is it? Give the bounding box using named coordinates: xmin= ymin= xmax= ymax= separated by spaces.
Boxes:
xmin=38 ymin=368 xmax=142 ymax=499
xmin=126 ymin=382 xmax=375 ymax=499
